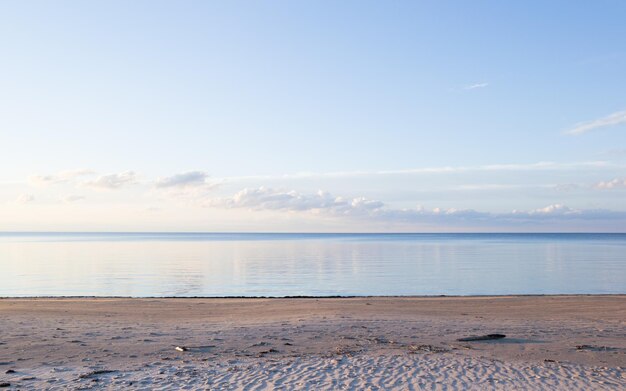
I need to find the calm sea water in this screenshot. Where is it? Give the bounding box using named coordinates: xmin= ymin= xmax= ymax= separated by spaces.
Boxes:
xmin=0 ymin=233 xmax=624 ymax=297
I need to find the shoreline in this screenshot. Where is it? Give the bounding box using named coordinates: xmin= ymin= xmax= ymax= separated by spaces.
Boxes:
xmin=2 ymin=293 xmax=625 ymax=299
xmin=1 ymin=296 xmax=624 ymax=389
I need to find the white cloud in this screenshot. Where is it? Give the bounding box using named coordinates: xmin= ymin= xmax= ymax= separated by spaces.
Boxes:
xmin=594 ymin=178 xmax=626 ymax=189
xmin=209 ymin=187 xmax=384 ymax=217
xmin=83 ymin=171 xmax=138 ymax=190
xmin=155 ymin=171 xmax=210 ymax=188
xmin=527 ymin=204 xmax=573 ymax=215
xmin=464 ymin=82 xmax=488 ymax=90
xmin=565 ymin=109 xmax=626 ymax=135
xmin=29 ymin=169 xmax=95 ymax=186
xmin=61 ymin=194 xmax=86 ymax=203
xmin=15 ymin=194 xmax=35 ymax=204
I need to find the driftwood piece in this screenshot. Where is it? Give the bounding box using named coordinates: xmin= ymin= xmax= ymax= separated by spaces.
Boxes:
xmin=457 ymin=334 xmax=506 ymax=342
xmin=576 ymin=345 xmax=617 ymax=352
xmin=78 ymin=370 xmax=117 ymax=379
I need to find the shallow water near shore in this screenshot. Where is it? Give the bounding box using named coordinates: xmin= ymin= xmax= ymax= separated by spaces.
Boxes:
xmin=1 ymin=232 xmax=624 ymax=297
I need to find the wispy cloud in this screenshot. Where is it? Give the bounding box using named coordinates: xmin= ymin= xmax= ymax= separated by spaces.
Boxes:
xmin=451 ymin=184 xmax=552 ymax=191
xmin=154 ymin=171 xmax=219 ymax=201
xmin=463 ymin=82 xmax=488 ymax=90
xmin=220 ymin=161 xmax=617 ymax=182
xmin=83 ymin=171 xmax=138 ymax=190
xmin=24 ymin=161 xmax=620 ymax=189
xmin=565 ymin=109 xmax=626 ymax=135
xmin=155 ymin=171 xmax=211 ymax=188
xmin=29 ymin=169 xmax=95 ymax=186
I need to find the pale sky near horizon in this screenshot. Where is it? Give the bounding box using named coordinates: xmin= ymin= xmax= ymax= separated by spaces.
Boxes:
xmin=1 ymin=1 xmax=625 ymax=232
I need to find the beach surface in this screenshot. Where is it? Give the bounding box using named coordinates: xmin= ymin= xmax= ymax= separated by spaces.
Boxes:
xmin=0 ymin=296 xmax=624 ymax=390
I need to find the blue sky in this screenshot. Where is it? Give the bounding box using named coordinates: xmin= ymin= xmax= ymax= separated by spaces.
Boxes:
xmin=1 ymin=1 xmax=625 ymax=231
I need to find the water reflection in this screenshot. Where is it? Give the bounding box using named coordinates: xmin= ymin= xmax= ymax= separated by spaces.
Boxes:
xmin=0 ymin=233 xmax=624 ymax=296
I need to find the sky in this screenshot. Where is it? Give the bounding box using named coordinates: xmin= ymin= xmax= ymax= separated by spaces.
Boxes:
xmin=1 ymin=1 xmax=625 ymax=232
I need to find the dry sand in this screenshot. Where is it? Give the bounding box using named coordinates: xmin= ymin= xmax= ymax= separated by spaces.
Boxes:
xmin=0 ymin=296 xmax=624 ymax=390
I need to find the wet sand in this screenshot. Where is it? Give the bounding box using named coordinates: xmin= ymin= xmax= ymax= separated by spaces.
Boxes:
xmin=0 ymin=296 xmax=624 ymax=389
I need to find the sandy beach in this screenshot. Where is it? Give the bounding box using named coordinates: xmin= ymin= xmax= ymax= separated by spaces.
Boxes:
xmin=0 ymin=296 xmax=624 ymax=390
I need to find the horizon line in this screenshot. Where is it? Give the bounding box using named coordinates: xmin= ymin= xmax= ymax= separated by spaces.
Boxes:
xmin=2 ymin=231 xmax=626 ymax=235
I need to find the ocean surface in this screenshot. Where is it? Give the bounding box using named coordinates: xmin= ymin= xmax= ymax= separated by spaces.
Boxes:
xmin=1 ymin=232 xmax=624 ymax=297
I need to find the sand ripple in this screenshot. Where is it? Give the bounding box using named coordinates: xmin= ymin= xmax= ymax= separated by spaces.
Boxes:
xmin=4 ymin=354 xmax=623 ymax=390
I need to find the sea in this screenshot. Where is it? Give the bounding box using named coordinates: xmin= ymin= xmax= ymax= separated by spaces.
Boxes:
xmin=0 ymin=232 xmax=624 ymax=297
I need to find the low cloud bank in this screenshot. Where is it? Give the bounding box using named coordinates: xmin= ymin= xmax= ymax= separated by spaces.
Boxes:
xmin=594 ymin=178 xmax=626 ymax=190
xmin=209 ymin=187 xmax=383 ymax=216
xmin=208 ymin=187 xmax=626 ymax=225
